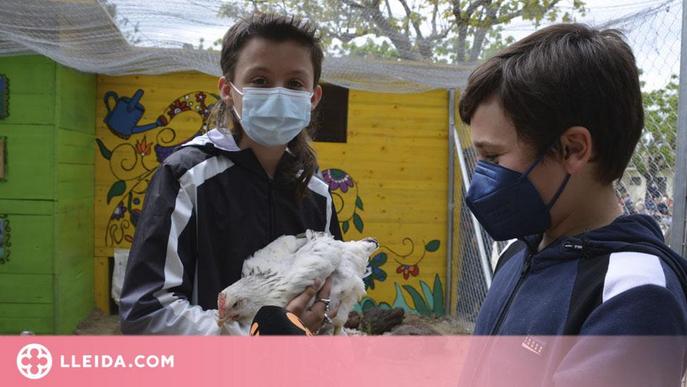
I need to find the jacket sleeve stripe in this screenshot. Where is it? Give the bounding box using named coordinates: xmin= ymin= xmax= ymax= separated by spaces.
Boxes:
xmin=307 ymin=176 xmax=333 ymax=234
xmin=123 ymin=155 xmax=234 ymax=335
xmin=603 ymin=252 xmax=667 ymax=303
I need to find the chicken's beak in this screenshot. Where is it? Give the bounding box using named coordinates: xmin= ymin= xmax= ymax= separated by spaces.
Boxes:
xmin=365 ymin=238 xmax=379 ymax=249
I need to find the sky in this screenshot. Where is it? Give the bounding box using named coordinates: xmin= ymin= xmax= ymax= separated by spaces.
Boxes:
xmin=110 ymin=0 xmax=683 ymax=91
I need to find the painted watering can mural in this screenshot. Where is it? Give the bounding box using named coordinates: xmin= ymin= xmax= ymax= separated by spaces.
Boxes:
xmin=97 ymin=90 xmax=220 ymax=246
xmin=104 ymin=89 xmax=168 ymax=139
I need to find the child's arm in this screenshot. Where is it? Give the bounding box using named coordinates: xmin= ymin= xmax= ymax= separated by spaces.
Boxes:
xmin=553 ymin=285 xmax=687 ymax=386
xmin=118 ymin=161 xmax=220 ymax=335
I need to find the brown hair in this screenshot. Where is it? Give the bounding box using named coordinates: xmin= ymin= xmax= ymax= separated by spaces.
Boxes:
xmin=208 ymin=13 xmax=324 ymax=200
xmin=458 ymin=23 xmax=644 ymax=183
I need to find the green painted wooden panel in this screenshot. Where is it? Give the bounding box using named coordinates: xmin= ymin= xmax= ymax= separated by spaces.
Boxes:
xmin=0 ymin=303 xmax=53 ymax=334
xmin=56 ymin=65 xmax=96 ymax=133
xmin=54 ymin=200 xmax=93 ymax=275
xmin=54 ymin=258 xmax=93 ymax=334
xmin=0 ymin=55 xmax=56 ymax=94
xmin=0 ymin=94 xmax=56 ymax=126
xmin=56 ymin=163 xmax=93 ymax=201
xmin=0 ymin=212 xmax=53 ymax=274
xmin=0 ymin=124 xmax=55 ymax=200
xmin=0 ymin=58 xmax=97 ymax=334
xmin=0 ymin=199 xmax=53 ymax=215
xmin=57 ymin=129 xmax=94 ymax=165
xmin=0 ymin=274 xmax=53 ymax=303
xmin=0 ymin=55 xmax=56 ymax=126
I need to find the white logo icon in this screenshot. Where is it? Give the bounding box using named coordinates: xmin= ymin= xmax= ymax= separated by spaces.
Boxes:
xmin=16 ymin=343 xmax=52 ymax=380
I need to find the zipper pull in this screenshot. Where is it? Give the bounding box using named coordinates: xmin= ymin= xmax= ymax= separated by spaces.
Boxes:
xmin=521 ymin=254 xmax=533 ymax=275
xmin=563 ymin=240 xmax=584 ymax=251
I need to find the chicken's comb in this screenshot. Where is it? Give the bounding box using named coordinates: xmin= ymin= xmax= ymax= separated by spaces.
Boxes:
xmin=217 ymin=292 xmax=226 ymax=319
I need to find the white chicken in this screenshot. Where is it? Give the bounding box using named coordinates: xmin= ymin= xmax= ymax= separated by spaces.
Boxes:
xmin=217 ymin=230 xmax=378 ymax=335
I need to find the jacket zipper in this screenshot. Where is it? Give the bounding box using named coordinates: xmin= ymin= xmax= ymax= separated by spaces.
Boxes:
xmin=489 ymin=251 xmax=534 ymax=334
xmin=267 ymin=179 xmax=274 ymax=239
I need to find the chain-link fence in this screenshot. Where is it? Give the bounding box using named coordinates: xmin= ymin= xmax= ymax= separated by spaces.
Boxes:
xmin=448 ymin=0 xmax=685 ymax=329
xmin=610 ymin=0 xmax=681 ymax=242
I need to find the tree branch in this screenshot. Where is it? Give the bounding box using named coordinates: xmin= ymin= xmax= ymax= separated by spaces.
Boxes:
xmin=470 ymin=1 xmax=497 ymax=61
xmin=341 ymin=0 xmax=365 ymax=10
xmin=397 ymin=0 xmax=424 ymax=40
xmin=496 ymin=0 xmax=563 ymax=24
xmin=431 ymin=0 xmax=439 ymax=37
xmin=362 ymin=1 xmax=423 ymax=60
xmin=452 ymin=0 xmax=491 ymax=62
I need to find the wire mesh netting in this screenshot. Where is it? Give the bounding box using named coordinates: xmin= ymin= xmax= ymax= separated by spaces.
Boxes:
xmin=0 ymin=0 xmax=476 ymax=93
xmin=449 ymin=0 xmax=683 ymax=329
xmin=610 ymin=0 xmax=681 ymax=241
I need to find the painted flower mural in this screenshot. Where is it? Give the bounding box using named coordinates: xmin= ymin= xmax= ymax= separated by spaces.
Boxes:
xmin=98 ymin=90 xmax=219 ymax=246
xmin=364 ymin=251 xmax=388 ymax=290
xmin=386 ymin=238 xmax=440 ymax=282
xmin=396 ymin=264 xmax=420 ymax=280
xmin=134 ymin=136 xmax=152 ymax=156
xmin=358 ymin=237 xmax=445 ymax=317
xmin=322 ymin=168 xmax=365 ymax=234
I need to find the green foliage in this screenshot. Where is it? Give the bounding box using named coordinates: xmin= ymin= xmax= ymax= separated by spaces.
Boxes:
xmin=217 ymin=0 xmax=585 ymax=63
xmin=632 ymin=74 xmax=678 ymax=180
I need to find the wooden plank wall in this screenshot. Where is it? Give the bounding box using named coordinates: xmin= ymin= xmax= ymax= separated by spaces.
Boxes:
xmin=0 ymin=55 xmax=95 ymax=334
xmin=53 ymin=65 xmax=96 ymax=333
xmin=315 ymin=89 xmax=451 ymax=314
xmin=94 ymin=72 xmax=216 ymax=312
xmin=94 ymin=72 xmax=451 ymax=317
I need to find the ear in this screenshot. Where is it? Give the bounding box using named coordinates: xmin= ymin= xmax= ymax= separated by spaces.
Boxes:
xmin=310 ymin=84 xmax=323 ymax=110
xmin=559 ymin=126 xmax=593 ymax=175
xmin=218 ymin=76 xmax=233 ymax=107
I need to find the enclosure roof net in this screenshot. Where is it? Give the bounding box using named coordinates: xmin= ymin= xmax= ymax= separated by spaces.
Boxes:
xmin=0 ymin=0 xmax=476 ymax=93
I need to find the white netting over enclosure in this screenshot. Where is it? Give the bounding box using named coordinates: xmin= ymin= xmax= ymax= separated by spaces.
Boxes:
xmin=0 ymin=0 xmax=476 ymax=93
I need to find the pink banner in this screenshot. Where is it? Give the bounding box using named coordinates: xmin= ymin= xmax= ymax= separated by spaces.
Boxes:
xmin=2 ymin=336 xmax=685 ymax=387
xmin=3 ymin=336 xmax=467 ymax=387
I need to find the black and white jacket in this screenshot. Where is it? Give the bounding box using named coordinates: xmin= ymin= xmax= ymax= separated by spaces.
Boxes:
xmin=119 ymin=129 xmax=341 ymax=334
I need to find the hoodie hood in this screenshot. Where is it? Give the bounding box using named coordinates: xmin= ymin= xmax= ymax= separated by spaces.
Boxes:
xmin=181 ymin=128 xmax=299 ymax=182
xmin=182 ymin=128 xmax=241 ymax=152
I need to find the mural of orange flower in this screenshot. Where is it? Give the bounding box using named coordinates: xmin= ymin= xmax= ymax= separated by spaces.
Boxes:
xmin=135 ymin=137 xmax=152 ymax=156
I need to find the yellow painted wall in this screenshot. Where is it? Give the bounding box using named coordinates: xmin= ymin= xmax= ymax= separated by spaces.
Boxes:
xmin=95 ymin=72 xmax=451 ymax=317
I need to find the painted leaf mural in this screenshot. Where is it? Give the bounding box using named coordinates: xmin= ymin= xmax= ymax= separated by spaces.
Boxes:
xmin=322 ymin=168 xmax=365 ymax=235
xmin=98 ymin=89 xmax=219 ymax=246
xmin=359 ymin=237 xmax=446 ymax=316
xmin=391 ymin=274 xmax=445 ymax=317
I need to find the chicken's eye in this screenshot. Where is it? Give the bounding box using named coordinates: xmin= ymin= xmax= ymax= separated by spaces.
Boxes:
xmin=232 ymin=301 xmax=239 ymax=308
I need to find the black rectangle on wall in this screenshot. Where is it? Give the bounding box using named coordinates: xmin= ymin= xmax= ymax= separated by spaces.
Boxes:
xmin=311 ymin=83 xmax=348 ymax=143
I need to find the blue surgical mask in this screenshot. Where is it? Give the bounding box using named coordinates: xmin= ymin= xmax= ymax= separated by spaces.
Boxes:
xmin=465 ymin=154 xmax=571 ymax=241
xmin=230 ymin=83 xmax=312 ymax=146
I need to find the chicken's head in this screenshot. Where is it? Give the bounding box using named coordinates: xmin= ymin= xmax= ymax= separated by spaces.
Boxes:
xmin=348 ymin=237 xmax=379 ymax=257
xmin=217 ymin=280 xmax=263 ymax=326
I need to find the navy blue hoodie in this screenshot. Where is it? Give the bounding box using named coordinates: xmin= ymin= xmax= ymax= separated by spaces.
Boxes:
xmin=463 ymin=215 xmax=687 ymax=386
